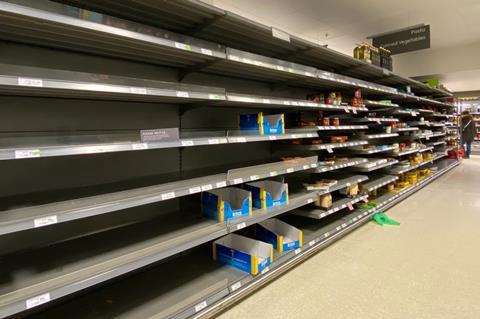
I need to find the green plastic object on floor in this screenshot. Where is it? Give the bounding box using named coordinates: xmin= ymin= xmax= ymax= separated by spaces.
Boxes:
xmin=373 ymin=212 xmax=400 ymax=226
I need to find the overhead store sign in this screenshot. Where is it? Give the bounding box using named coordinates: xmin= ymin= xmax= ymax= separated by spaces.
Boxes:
xmin=372 ymin=25 xmax=430 ymax=55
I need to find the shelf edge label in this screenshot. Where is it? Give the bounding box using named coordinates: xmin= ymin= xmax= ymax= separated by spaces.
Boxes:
xmin=26 ymin=293 xmax=51 ymax=309
xmin=18 ymin=77 xmax=43 ymax=87
xmin=271 ymin=28 xmax=291 ymax=42
xmin=34 ymin=215 xmax=58 ymax=228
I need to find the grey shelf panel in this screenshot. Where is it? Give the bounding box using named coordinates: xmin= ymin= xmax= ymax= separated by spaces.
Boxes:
xmin=361 ymin=133 xmax=399 ymax=139
xmin=0 ymin=130 xmax=319 ymax=161
xmin=354 ymin=117 xmax=399 ymax=123
xmin=53 ymin=0 xmax=453 ymax=99
xmin=227 ymin=174 xmax=369 ymax=230
xmin=294 ymin=195 xmax=369 ymax=219
xmin=390 ymin=146 xmax=434 ymax=157
xmin=25 ymin=160 xmax=459 ymax=319
xmin=345 ymin=146 xmax=396 ymax=154
xmin=281 ymin=140 xmax=368 ymax=152
xmin=312 ymin=158 xmax=368 ymax=173
xmin=0 ymin=1 xmax=226 ymax=68
xmin=387 ymin=153 xmax=446 ymax=175
xmin=223 ymin=92 xmax=368 ymax=112
xmin=0 ymin=63 xmax=225 ymax=102
xmin=427 ymin=141 xmax=447 ymax=147
xmin=349 ymin=159 xmax=399 ymax=172
xmin=361 ymin=175 xmax=398 ymax=192
xmin=0 ymin=156 xmax=318 ymax=236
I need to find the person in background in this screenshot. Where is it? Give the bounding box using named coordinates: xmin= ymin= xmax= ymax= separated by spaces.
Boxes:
xmin=460 ymin=110 xmax=476 ymax=159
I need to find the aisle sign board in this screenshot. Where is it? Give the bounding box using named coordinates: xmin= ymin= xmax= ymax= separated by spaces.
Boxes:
xmin=372 ymin=25 xmax=430 ymax=55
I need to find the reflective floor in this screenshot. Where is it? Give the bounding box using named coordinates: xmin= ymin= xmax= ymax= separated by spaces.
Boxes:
xmin=217 ymin=157 xmax=480 ymax=319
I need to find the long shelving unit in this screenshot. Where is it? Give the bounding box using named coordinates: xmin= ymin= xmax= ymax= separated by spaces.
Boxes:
xmin=0 ymin=1 xmax=460 ymax=319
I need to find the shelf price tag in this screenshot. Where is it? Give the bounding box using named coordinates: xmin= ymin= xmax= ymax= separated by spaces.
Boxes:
xmin=176 ymin=91 xmax=190 ymax=98
xmin=132 ymin=143 xmax=148 ymax=150
xmin=249 ymin=175 xmax=259 ymax=181
xmin=307 ymin=198 xmax=314 ymax=204
xmin=129 ymin=87 xmax=147 ymax=94
xmin=271 ymin=28 xmax=291 ymax=42
xmin=230 ymin=282 xmax=242 ymax=292
xmin=344 ymin=107 xmax=350 ymax=113
xmin=208 ymin=94 xmax=223 ymax=100
xmin=294 ymin=248 xmax=302 ymax=255
xmin=201 ymin=184 xmax=213 ymax=191
xmin=326 ymin=146 xmax=333 ymax=153
xmin=268 ymin=136 xmax=277 ymax=140
xmin=200 ymin=48 xmax=213 ymax=56
xmin=234 ymin=137 xmax=247 ymax=143
xmin=18 ymin=77 xmax=43 ymax=87
xmin=286 ymin=168 xmax=294 ymax=173
xmin=189 ymin=186 xmax=201 ymax=194
xmin=261 ymin=267 xmax=270 ymax=274
xmin=15 ymin=149 xmax=41 ymax=159
xmin=174 ymin=42 xmax=191 ymax=51
xmin=208 ymin=139 xmax=220 ymax=144
xmin=216 ymin=181 xmax=227 ymax=188
xmin=352 ymin=108 xmax=357 ymax=114
xmin=34 ymin=215 xmax=58 ymax=228
xmin=195 ymin=301 xmax=208 ymax=313
xmin=26 ymin=293 xmax=51 ymax=309
xmin=269 ymin=171 xmax=278 ymax=177
xmin=232 ymin=178 xmax=243 ymax=184
xmin=276 ymin=65 xmax=285 ymax=71
xmin=181 ymin=140 xmax=194 ymax=147
xmin=309 ymin=240 xmax=316 ymax=247
xmin=236 ymin=222 xmax=246 ymax=230
xmin=161 ymin=192 xmax=175 ymax=200
xmin=347 ymin=202 xmax=354 ymax=211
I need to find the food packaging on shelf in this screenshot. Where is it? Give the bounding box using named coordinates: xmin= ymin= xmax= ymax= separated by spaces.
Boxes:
xmin=330 ymin=136 xmax=348 ymax=143
xmin=406 ymin=171 xmax=418 ymax=185
xmin=244 ymin=180 xmax=288 ymax=209
xmin=202 ymin=187 xmax=252 ymax=222
xmin=239 ymin=112 xmax=285 ymax=135
xmin=423 ymin=152 xmax=433 ymax=160
xmin=315 ymin=193 xmax=333 ymax=208
xmin=256 ymin=219 xmax=303 ymax=253
xmin=332 ymin=117 xmax=340 ymax=126
xmin=307 ymin=93 xmax=325 ymax=104
xmin=340 ymin=183 xmax=359 ymax=197
xmin=304 ymin=179 xmax=338 ymax=191
xmin=213 ymin=233 xmax=273 ymax=275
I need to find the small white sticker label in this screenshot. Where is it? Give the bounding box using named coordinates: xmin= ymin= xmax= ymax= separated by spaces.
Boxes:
xmin=342 ymin=223 xmax=347 ymax=228
xmin=309 ymin=240 xmax=315 ymax=247
xmin=347 ymin=202 xmax=354 ymax=211
xmin=336 ymin=226 xmax=342 ymax=231
xmin=286 ymin=168 xmax=294 ymax=173
xmin=195 ymin=301 xmax=208 ymax=313
xmin=236 ymin=222 xmax=246 ymax=230
xmin=201 ymin=184 xmax=213 ymax=191
xmin=15 ymin=149 xmax=40 ymax=159
xmin=269 ymin=171 xmax=278 ymax=177
xmin=295 ymin=248 xmax=302 ymax=255
xmin=276 ymin=65 xmax=285 ymax=71
xmin=26 ymin=293 xmax=51 ymax=309
xmin=216 ymin=181 xmax=227 ymax=188
xmin=324 ymin=232 xmax=330 ymax=238
xmin=201 ymin=48 xmax=213 ymax=56
xmin=189 ymin=186 xmax=202 ymax=194
xmin=176 ymin=91 xmax=190 ymax=98
xmin=352 ymin=108 xmax=357 ymax=114
xmin=231 ymin=282 xmax=242 ymax=292
xmin=261 ymin=267 xmax=270 ymax=274
xmin=129 ymin=87 xmax=147 ymax=94
xmin=235 ymin=137 xmax=247 ymax=143
xmin=34 ymin=215 xmax=58 ymax=228
xmin=303 ymin=165 xmax=310 ymax=170
xmin=269 ymin=136 xmax=277 ymax=140
xmin=18 ymin=77 xmax=43 ymax=87
xmin=326 ymin=147 xmax=333 ymax=153
xmin=344 ymin=107 xmax=350 ymax=113
xmin=181 ymin=140 xmax=194 ymax=147
xmin=161 ymin=192 xmax=175 ymax=200
xmin=250 ymin=175 xmax=259 ymax=181
xmin=132 ymin=143 xmax=148 ymax=150
xmin=208 ymin=139 xmax=220 ymax=145
xmin=272 ymin=28 xmax=291 ymax=42
xmin=232 ymin=178 xmax=243 ymax=184
xmin=174 ymin=42 xmax=191 ymax=50
xmin=311 ymin=163 xmax=318 ymax=168
xmin=208 ymin=94 xmax=222 ymax=100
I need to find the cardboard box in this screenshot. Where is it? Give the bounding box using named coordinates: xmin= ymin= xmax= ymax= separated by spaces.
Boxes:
xmin=202 ymin=187 xmax=252 ymax=222
xmin=213 ymin=233 xmax=273 ymax=275
xmin=239 ymin=112 xmax=285 ymax=135
xmin=256 ymin=219 xmax=303 ymax=253
xmin=245 ymin=180 xmax=288 ymax=209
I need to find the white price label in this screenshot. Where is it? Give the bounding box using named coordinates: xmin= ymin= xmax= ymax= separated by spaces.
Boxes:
xmin=344 ymin=107 xmax=350 ymax=113
xmin=324 ymin=232 xmax=330 ymax=238
xmin=307 ymin=198 xmax=314 ymax=204
xmin=269 ymin=136 xmax=277 ymax=140
xmin=307 ymin=134 xmax=314 ymax=138
xmin=326 ymin=147 xmax=333 ymax=153
xmin=195 ymin=301 xmax=208 ymax=313
xmin=18 ymin=77 xmax=43 ymax=87
xmin=376 ymin=120 xmax=382 ymax=124
xmin=208 ymin=94 xmax=222 ymax=100
xmin=261 ymin=267 xmax=270 ymax=274
xmin=286 ymin=168 xmax=294 ymax=173
xmin=216 ymin=181 xmax=227 ymax=188
xmin=26 ymin=293 xmax=51 ymax=309
xmin=347 ymin=202 xmax=354 ymax=211
xmin=201 ymin=184 xmax=213 ymax=191
xmin=161 ymin=192 xmax=175 ymax=200
xmin=303 ymin=165 xmax=310 ymax=170
xmin=235 ymin=137 xmax=247 ymax=143
xmin=181 ymin=140 xmax=194 ymax=147
xmin=276 ymin=65 xmax=285 ymax=71
xmin=231 ymin=282 xmax=242 ymax=292
xmin=236 ymin=222 xmax=246 ymax=230
xmin=15 ymin=149 xmax=41 ymax=159
xmin=336 ymin=226 xmax=342 ymax=231
xmin=320 ymin=212 xmax=326 ymax=218
xmin=229 ymin=55 xmax=240 ymax=61
xmin=129 ymin=87 xmax=147 ymax=94
xmin=250 ymin=175 xmax=259 ymax=181
xmin=174 ymin=42 xmax=191 ymax=50
xmin=262 ymin=99 xmax=271 ymax=104
xmin=176 ymin=91 xmax=190 ymax=98
xmin=208 ymin=139 xmax=220 ymax=145
xmin=272 ymin=28 xmax=291 ymax=42
xmin=342 ymin=223 xmax=348 ymax=228
xmin=352 ymin=108 xmax=357 ymax=114
xmin=311 ymin=163 xmax=318 ymax=168
xmin=34 ymin=215 xmax=58 ymax=228
xmin=253 ymin=60 xmax=263 ymax=66
xmin=269 ymin=171 xmax=278 ymax=177
xmin=201 ymin=48 xmax=213 ymax=56
xmin=232 ymin=178 xmax=243 ymax=184
xmin=309 ymin=240 xmax=315 ymax=247
xmin=294 ymin=248 xmax=302 ymax=255
xmin=132 ymin=143 xmax=148 ymax=150
xmin=189 ymin=186 xmax=201 ymax=194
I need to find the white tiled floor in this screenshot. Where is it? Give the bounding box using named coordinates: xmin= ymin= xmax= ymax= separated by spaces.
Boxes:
xmin=217 ymin=157 xmax=480 ymax=319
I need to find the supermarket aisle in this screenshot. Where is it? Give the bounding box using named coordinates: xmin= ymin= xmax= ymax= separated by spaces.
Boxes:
xmin=217 ymin=157 xmax=480 ymax=319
